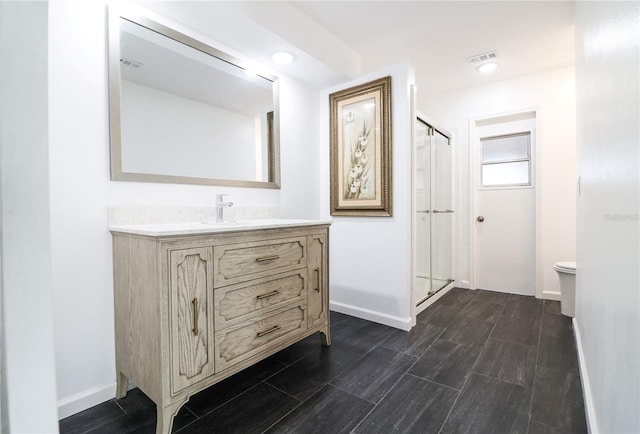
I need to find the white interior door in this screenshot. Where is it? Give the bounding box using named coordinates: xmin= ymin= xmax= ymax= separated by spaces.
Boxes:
xmin=474 ymin=113 xmax=536 ymax=295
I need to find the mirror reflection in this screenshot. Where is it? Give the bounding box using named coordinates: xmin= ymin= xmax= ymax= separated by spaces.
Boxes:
xmin=109 ymin=8 xmax=280 ymax=188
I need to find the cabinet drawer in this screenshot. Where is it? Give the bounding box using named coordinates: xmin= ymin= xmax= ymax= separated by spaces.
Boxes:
xmin=213 ymin=237 xmax=306 ymax=287
xmin=215 ymin=271 xmax=306 ymax=328
xmin=215 ymin=305 xmax=306 ymax=371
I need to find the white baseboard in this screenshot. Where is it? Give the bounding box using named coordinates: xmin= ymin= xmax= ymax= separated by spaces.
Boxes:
xmin=330 ymin=301 xmax=412 ymax=331
xmin=573 ymin=318 xmax=598 ymax=433
xmin=57 ymin=381 xmax=115 ymax=420
xmin=542 ymin=290 xmax=561 ymax=301
xmin=460 ymin=280 xmax=470 ymax=289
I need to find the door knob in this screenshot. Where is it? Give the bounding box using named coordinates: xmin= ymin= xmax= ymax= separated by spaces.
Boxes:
xmin=477 ymin=216 xmax=485 ymax=222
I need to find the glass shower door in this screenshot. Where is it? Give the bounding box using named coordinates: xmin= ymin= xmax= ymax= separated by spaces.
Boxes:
xmin=415 ymin=117 xmax=453 ymax=306
xmin=415 ymin=119 xmax=432 ymax=304
xmin=430 ymin=129 xmax=453 ymax=293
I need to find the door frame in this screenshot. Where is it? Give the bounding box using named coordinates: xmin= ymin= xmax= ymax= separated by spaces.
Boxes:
xmin=468 ymin=108 xmax=543 ymax=298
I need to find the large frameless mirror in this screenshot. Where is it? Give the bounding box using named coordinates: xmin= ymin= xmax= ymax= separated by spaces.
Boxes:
xmin=108 ymin=6 xmax=280 ymax=188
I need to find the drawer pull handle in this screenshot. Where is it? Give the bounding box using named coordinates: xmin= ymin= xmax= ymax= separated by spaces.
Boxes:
xmin=256 ymin=290 xmax=280 ymax=300
xmin=257 ymin=325 xmax=281 ymax=337
xmin=256 ymin=255 xmax=280 ymax=262
xmin=191 ymin=298 xmax=199 ymax=336
xmin=314 ymin=268 xmax=320 ymax=292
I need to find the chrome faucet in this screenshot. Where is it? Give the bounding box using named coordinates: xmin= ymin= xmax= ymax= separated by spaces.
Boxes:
xmin=215 ymin=194 xmax=234 ymax=223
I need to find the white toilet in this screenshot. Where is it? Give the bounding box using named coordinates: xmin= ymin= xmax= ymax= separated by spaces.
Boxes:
xmin=554 ymin=261 xmax=576 ymax=317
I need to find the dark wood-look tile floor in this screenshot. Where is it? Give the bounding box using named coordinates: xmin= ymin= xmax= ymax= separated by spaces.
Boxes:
xmin=60 ymin=289 xmax=587 ymax=434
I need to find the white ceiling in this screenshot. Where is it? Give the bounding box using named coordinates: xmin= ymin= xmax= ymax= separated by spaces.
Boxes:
xmin=135 ymin=1 xmax=576 ymax=99
xmin=289 ymin=1 xmax=576 ymax=96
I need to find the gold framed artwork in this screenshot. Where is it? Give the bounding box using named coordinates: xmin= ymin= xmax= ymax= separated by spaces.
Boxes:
xmin=329 ymin=76 xmax=392 ymax=216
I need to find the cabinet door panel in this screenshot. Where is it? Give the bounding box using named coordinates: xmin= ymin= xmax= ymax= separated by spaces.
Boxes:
xmin=169 ymin=247 xmax=215 ymax=395
xmin=307 ymin=234 xmax=327 ymax=328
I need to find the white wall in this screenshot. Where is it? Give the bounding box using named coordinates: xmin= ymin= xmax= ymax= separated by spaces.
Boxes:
xmin=48 ymin=1 xmax=324 ymax=418
xmin=321 ymin=64 xmax=416 ymax=330
xmin=0 ymin=8 xmax=6 ymax=428
xmin=574 ymin=2 xmax=640 ymax=432
xmin=1 ymin=2 xmax=60 ymax=432
xmin=422 ymin=66 xmax=577 ymax=299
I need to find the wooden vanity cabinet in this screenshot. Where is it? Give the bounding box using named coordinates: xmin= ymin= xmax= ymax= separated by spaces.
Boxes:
xmin=111 ymin=224 xmax=330 ymax=434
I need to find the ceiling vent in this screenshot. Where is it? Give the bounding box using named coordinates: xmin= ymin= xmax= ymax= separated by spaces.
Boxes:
xmin=468 ymin=51 xmax=498 ymax=65
xmin=120 ymin=57 xmax=143 ymax=68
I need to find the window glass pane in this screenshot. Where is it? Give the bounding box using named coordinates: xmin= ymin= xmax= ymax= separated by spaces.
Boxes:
xmin=482 ymin=161 xmax=530 ymax=186
xmin=482 ymin=133 xmax=529 ymax=163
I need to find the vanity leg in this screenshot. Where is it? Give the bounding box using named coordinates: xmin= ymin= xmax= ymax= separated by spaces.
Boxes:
xmin=156 ymin=397 xmax=188 ymax=434
xmin=320 ymin=326 xmax=331 ymax=347
xmin=115 ymin=371 xmax=128 ymax=399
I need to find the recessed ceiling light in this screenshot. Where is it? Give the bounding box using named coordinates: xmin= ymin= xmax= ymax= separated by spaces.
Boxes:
xmin=477 ymin=62 xmax=498 ymax=73
xmin=271 ymin=51 xmax=295 ymax=65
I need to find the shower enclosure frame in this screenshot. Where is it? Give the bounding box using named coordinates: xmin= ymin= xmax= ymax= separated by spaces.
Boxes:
xmin=412 ymin=112 xmax=456 ymax=318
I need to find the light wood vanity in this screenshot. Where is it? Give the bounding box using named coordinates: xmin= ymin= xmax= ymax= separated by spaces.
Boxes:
xmin=109 ymin=220 xmax=330 ymax=434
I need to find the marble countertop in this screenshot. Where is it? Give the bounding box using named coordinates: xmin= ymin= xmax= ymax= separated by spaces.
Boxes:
xmin=108 ymin=218 xmax=332 ymax=236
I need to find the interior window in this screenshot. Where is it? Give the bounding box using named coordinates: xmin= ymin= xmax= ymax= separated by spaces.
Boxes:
xmin=481 ymin=132 xmax=531 ymax=187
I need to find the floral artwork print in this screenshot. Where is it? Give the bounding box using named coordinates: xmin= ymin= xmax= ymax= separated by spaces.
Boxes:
xmin=329 ymin=75 xmax=391 ymax=216
xmin=342 ymin=99 xmax=376 ymax=200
